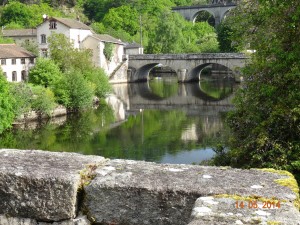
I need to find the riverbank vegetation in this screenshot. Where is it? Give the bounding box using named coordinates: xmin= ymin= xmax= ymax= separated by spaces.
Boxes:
xmin=0 ymin=33 xmax=111 ymax=133
xmin=211 ymin=0 xmax=300 ymax=180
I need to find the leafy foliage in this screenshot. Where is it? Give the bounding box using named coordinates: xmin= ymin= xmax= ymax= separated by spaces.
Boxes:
xmin=103 ymin=42 xmax=114 ymax=61
xmin=29 ymin=58 xmax=63 ymax=88
xmin=31 ymin=85 xmax=56 ymax=116
xmin=0 ymin=1 xmax=62 ymax=28
xmin=47 ymin=33 xmax=111 ymax=108
xmin=0 ymin=71 xmax=15 ymax=133
xmin=222 ymin=0 xmax=300 ymax=174
xmin=0 ymin=35 xmax=14 ymax=44
xmin=9 ymin=82 xmax=33 ymax=118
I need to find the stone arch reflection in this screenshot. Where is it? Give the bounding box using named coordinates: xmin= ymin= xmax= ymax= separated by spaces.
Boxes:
xmin=130 ymin=79 xmax=235 ymax=102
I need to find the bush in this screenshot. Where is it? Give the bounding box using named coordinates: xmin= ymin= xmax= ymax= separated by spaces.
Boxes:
xmin=31 ymin=85 xmax=56 ymax=117
xmin=0 ymin=73 xmax=15 ymax=133
xmin=29 ymin=58 xmax=63 ymax=88
xmin=54 ymin=70 xmax=94 ymax=111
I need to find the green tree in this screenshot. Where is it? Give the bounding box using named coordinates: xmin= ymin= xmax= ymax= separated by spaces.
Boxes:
xmin=102 ymin=5 xmax=139 ymax=36
xmin=48 ymin=33 xmax=111 ymax=102
xmin=9 ymin=82 xmax=33 ymax=118
xmin=0 ymin=1 xmax=62 ymax=28
xmin=216 ymin=21 xmax=236 ymax=52
xmin=29 ymin=58 xmax=63 ymax=88
xmin=0 ymin=72 xmax=15 ymax=133
xmin=83 ymin=0 xmax=110 ymax=22
xmin=0 ymin=1 xmax=33 ymax=28
xmin=224 ymin=0 xmax=300 ymax=174
xmin=61 ymin=70 xmax=94 ymax=110
xmin=84 ymin=68 xmax=111 ymax=98
xmin=147 ymin=11 xmax=186 ymax=53
xmin=20 ymin=40 xmax=39 ymax=55
xmin=31 ymin=85 xmax=56 ymax=117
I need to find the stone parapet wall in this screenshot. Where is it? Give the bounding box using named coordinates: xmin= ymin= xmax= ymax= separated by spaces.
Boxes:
xmin=0 ymin=149 xmax=299 ymax=225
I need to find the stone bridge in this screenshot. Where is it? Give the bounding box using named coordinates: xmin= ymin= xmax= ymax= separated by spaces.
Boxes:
xmin=128 ymin=53 xmax=248 ymax=83
xmin=172 ymin=3 xmax=236 ymax=25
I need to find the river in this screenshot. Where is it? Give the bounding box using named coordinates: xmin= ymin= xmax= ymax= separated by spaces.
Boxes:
xmin=0 ymin=76 xmax=237 ymax=165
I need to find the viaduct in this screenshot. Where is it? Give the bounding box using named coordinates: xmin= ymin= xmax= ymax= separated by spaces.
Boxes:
xmin=172 ymin=3 xmax=237 ymax=25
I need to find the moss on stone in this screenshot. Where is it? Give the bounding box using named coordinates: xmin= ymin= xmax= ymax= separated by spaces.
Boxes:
xmin=257 ymin=168 xmax=300 ymax=209
xmin=214 ymin=194 xmax=282 ymax=204
xmin=267 ymin=221 xmax=281 ymax=225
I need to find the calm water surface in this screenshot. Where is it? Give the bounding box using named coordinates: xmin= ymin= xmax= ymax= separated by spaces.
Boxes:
xmin=0 ymin=77 xmax=236 ymax=164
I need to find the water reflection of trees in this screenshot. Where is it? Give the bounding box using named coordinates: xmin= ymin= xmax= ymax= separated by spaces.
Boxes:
xmin=0 ymin=105 xmax=227 ymax=163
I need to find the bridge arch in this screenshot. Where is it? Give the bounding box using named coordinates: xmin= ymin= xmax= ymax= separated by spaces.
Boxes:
xmin=192 ymin=10 xmax=216 ymax=26
xmin=130 ymin=63 xmax=178 ymax=82
xmin=188 ymin=63 xmax=234 ymax=81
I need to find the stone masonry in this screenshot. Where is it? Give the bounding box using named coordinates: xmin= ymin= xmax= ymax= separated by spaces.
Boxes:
xmin=0 ymin=149 xmax=299 ymax=225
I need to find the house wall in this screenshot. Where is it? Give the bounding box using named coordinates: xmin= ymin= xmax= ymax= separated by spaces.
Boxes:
xmin=80 ymin=36 xmax=100 ymax=67
xmin=36 ymin=20 xmax=92 ymax=56
xmin=36 ymin=21 xmax=70 ymax=56
xmin=1 ymin=58 xmax=35 ymax=82
xmin=81 ymin=37 xmax=128 ymax=83
xmin=125 ymin=47 xmax=144 ymax=55
xmin=11 ymin=36 xmax=37 ymax=45
xmin=70 ymin=29 xmax=92 ymax=49
xmin=100 ymin=42 xmax=124 ymax=75
xmin=81 ymin=37 xmax=125 ymax=74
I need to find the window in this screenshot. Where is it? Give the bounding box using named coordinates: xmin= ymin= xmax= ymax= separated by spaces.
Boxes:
xmin=12 ymin=59 xmax=16 ymax=65
xmin=12 ymin=71 xmax=17 ymax=81
xmin=30 ymin=58 xmax=34 ymax=64
xmin=21 ymin=58 xmax=25 ymax=64
xmin=49 ymin=21 xmax=57 ymax=29
xmin=1 ymin=59 xmax=6 ymax=65
xmin=41 ymin=34 xmax=47 ymax=44
xmin=21 ymin=70 xmax=26 ymax=81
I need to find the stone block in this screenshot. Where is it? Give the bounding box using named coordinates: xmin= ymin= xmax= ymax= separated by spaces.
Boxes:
xmin=188 ymin=197 xmax=300 ymax=225
xmin=0 ymin=214 xmax=90 ymax=225
xmin=0 ymin=149 xmax=106 ymax=222
xmin=84 ymin=160 xmax=299 ymax=225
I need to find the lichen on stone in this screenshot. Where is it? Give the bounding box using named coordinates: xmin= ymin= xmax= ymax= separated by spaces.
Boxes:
xmin=257 ymin=168 xmax=300 ymax=209
xmin=267 ymin=221 xmax=281 ymax=225
xmin=214 ymin=194 xmax=282 ymax=204
xmin=79 ymin=163 xmax=101 ymax=188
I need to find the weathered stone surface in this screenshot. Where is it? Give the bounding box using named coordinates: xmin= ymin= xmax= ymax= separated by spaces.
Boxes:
xmin=188 ymin=197 xmax=300 ymax=225
xmin=84 ymin=159 xmax=299 ymax=225
xmin=0 ymin=149 xmax=106 ymax=222
xmin=0 ymin=214 xmax=90 ymax=225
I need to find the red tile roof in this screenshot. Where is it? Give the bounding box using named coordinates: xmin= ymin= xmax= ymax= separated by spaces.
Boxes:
xmin=0 ymin=44 xmax=36 ymax=58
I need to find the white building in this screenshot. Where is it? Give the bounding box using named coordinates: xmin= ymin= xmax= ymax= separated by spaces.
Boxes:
xmin=81 ymin=34 xmax=128 ymax=83
xmin=36 ymin=17 xmax=93 ymax=57
xmin=0 ymin=44 xmax=36 ymax=82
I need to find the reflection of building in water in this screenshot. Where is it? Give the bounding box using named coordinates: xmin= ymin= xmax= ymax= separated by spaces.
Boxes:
xmin=181 ymin=123 xmax=198 ymax=141
xmin=105 ymin=95 xmax=126 ymax=121
xmin=181 ymin=116 xmax=224 ymax=142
